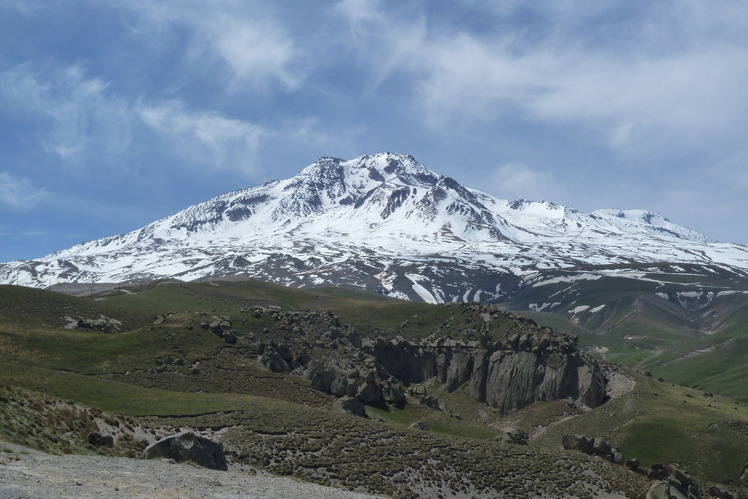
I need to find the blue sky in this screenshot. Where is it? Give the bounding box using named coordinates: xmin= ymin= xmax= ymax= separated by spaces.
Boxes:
xmin=1 ymin=0 xmax=748 ymax=261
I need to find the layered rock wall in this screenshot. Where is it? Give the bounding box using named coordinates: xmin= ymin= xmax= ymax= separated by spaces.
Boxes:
xmin=362 ymin=333 xmax=605 ymax=415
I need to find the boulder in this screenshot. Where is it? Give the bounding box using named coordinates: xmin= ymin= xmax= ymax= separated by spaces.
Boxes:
xmin=648 ymin=464 xmax=670 ymax=481
xmin=410 ymin=384 xmax=427 ymax=397
xmin=562 ymin=434 xmax=592 ymax=454
xmin=409 ymin=420 xmax=430 ymax=431
xmin=310 ymin=370 xmax=336 ymax=393
xmin=647 ymin=480 xmax=669 ymax=499
xmin=382 ymin=382 xmax=406 ymax=407
xmin=591 ymin=437 xmax=611 ymax=456
xmin=262 ymin=351 xmax=289 ymax=372
xmin=625 ymin=458 xmax=640 ymax=469
xmin=422 ymin=395 xmax=441 ymax=410
xmin=498 ymin=429 xmax=529 ymax=445
xmin=330 ymin=376 xmax=351 ymax=398
xmin=333 ymin=396 xmax=367 ymax=418
xmin=303 ymin=361 xmax=323 ymax=380
xmin=209 ymin=320 xmax=232 ymax=337
xmin=144 ymin=431 xmax=227 ymax=471
xmin=87 ymin=431 xmax=114 ymax=448
xmin=260 ymin=344 xmax=295 ymax=373
xmin=666 ymin=463 xmax=696 ymax=491
xmin=345 ymin=380 xmax=359 ymax=397
xmin=357 ymin=381 xmax=382 ymax=404
xmin=708 ymin=485 xmax=734 ymax=499
xmin=646 ymin=479 xmax=688 ymax=499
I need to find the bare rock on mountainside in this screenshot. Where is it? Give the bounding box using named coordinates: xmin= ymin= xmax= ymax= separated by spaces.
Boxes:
xmin=5 ymin=152 xmax=745 ymax=308
xmin=408 ymin=420 xmax=431 ymax=431
xmin=646 ymin=479 xmax=688 ymax=499
xmin=86 ymin=432 xmax=113 ymax=448
xmin=646 ymin=463 xmax=705 ymax=499
xmin=362 ymin=332 xmax=605 ymax=415
xmin=497 ymin=429 xmax=529 ymax=445
xmin=144 ymin=431 xmax=228 ymax=471
xmin=562 ymin=434 xmax=623 ymax=464
xmin=332 ymin=396 xmax=367 ymax=418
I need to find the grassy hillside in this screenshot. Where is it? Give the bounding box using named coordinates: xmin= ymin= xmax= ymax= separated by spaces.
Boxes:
xmin=1 ymin=280 xmax=747 ymax=497
xmin=504 ymin=270 xmax=748 ymax=402
xmin=524 ymin=371 xmax=748 ymax=489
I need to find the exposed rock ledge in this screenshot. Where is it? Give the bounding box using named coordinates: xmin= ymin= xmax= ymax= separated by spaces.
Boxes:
xmin=361 ymin=332 xmax=606 ymax=415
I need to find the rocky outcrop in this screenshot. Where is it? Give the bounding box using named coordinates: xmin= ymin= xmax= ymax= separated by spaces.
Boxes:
xmin=249 ymin=304 xmax=605 ymax=416
xmin=333 ymin=396 xmax=367 ymax=418
xmin=200 ymin=317 xmax=240 ymax=344
xmin=625 ymin=458 xmax=640 ymax=470
xmin=647 ymin=479 xmax=687 ymax=499
xmin=87 ymin=432 xmax=113 ymax=448
xmin=259 ymin=343 xmax=297 ymax=373
xmin=144 ymin=431 xmax=227 ymax=471
xmin=498 ymin=429 xmax=529 ymax=445
xmin=562 ymin=434 xmax=623 ymax=464
xmin=646 ymin=463 xmax=700 ymax=499
xmin=362 ymin=331 xmax=605 ymax=415
xmin=63 ymin=314 xmax=122 ymax=333
xmin=708 ymin=485 xmax=734 ymax=499
xmin=409 ymin=420 xmax=430 ymax=431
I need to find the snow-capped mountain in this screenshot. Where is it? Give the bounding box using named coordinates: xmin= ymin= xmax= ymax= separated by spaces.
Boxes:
xmin=3 ymin=152 xmax=748 ymax=303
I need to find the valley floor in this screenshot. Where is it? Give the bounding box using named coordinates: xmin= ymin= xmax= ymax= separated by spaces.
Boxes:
xmin=0 ymin=440 xmax=381 ymax=499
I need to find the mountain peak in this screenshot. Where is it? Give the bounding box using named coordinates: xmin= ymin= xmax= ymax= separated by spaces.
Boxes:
xmin=346 ymin=153 xmax=440 ymax=187
xmin=591 ymin=208 xmax=714 ymax=243
xmin=2 ymin=152 xmax=743 ymax=295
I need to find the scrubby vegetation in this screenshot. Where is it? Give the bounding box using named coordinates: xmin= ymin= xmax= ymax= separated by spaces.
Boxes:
xmin=1 ymin=280 xmax=747 ymax=497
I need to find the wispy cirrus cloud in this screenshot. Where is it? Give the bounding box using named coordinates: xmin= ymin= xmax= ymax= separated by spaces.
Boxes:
xmin=334 ymin=1 xmax=748 ymax=157
xmin=118 ymin=0 xmax=303 ymax=92
xmin=0 ymin=63 xmax=132 ymax=165
xmin=0 ymin=172 xmax=46 ymax=210
xmin=138 ymin=100 xmax=271 ymax=173
xmin=333 ymin=0 xmax=426 ymax=93
xmin=0 ymin=62 xmax=274 ymax=176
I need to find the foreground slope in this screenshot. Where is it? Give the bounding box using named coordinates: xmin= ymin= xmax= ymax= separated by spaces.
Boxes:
xmin=0 ymin=438 xmax=378 ymax=499
xmin=1 ymin=281 xmax=747 ymax=497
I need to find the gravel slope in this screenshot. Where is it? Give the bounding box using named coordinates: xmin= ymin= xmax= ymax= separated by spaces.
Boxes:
xmin=0 ymin=440 xmax=381 ymax=499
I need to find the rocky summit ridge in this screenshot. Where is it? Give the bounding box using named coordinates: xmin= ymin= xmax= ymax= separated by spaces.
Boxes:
xmin=3 ymin=152 xmax=748 ymax=303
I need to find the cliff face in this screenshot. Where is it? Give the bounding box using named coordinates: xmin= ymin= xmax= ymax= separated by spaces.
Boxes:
xmin=241 ymin=303 xmax=606 ymax=416
xmin=361 ymin=332 xmax=605 ymax=415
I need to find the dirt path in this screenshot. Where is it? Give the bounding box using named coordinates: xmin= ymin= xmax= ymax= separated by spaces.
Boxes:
xmin=0 ymin=440 xmax=381 ymax=499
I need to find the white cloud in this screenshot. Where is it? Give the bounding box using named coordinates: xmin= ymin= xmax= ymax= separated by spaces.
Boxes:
xmin=416 ymin=34 xmax=748 ymax=152
xmin=138 ymin=100 xmax=271 ymax=173
xmin=120 ymin=0 xmax=302 ymax=92
xmin=0 ymin=172 xmax=46 ymax=210
xmin=415 ymin=34 xmax=548 ymax=128
xmin=288 ymin=116 xmax=365 ymax=150
xmin=207 ymin=14 xmax=300 ymax=91
xmin=333 ymin=1 xmax=748 ymax=161
xmin=333 ymin=0 xmax=426 ymax=92
xmin=492 ymin=163 xmax=560 ymax=202
xmin=0 ymin=62 xmax=273 ymax=175
xmin=0 ymin=63 xmax=132 ymax=165
xmin=524 ymin=49 xmax=748 ymax=146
